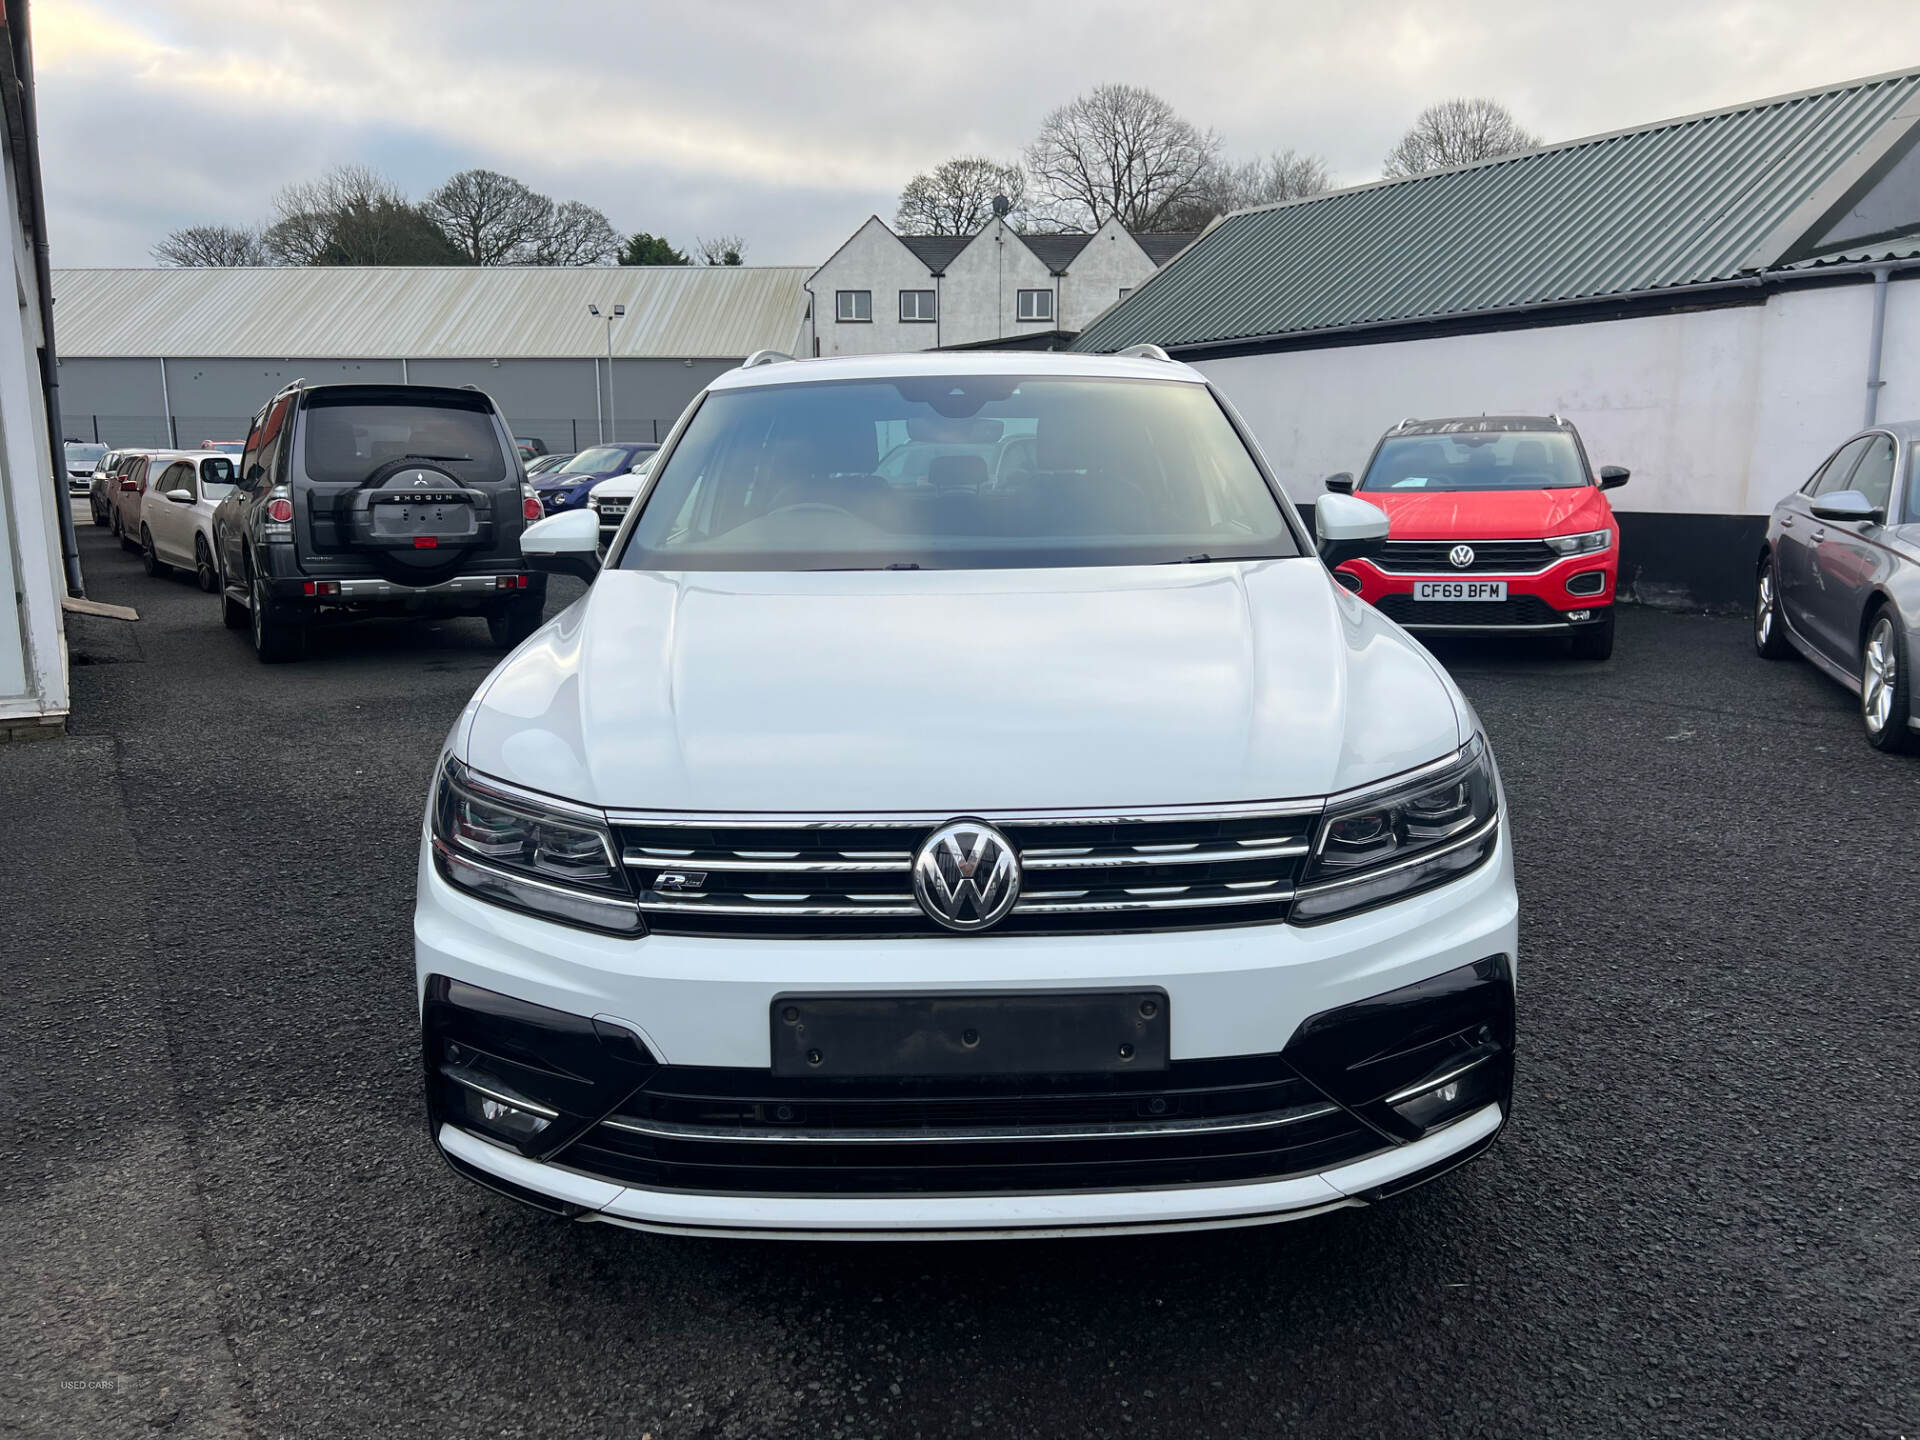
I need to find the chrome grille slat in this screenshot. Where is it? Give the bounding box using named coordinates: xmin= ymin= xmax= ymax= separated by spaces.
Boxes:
xmin=617 ymin=803 xmax=1317 ymax=936
xmin=602 ymin=1101 xmax=1342 ymax=1145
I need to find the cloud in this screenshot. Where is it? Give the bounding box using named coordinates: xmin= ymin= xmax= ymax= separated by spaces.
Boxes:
xmin=33 ymin=0 xmax=1920 ymax=267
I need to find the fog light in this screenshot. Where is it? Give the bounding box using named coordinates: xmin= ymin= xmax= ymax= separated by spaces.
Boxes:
xmin=479 ymin=1096 xmax=551 ymax=1138
xmin=1390 ymin=1068 xmax=1491 ymax=1132
xmin=1566 ymin=609 xmax=1591 ymax=621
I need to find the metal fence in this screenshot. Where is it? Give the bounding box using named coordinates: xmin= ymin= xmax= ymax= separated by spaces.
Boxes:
xmin=62 ymin=414 xmax=676 ymax=457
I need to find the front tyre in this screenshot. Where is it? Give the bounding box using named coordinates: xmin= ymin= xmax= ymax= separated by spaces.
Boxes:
xmin=1754 ymin=556 xmax=1792 ymax=659
xmin=249 ymin=563 xmax=302 ymax=664
xmin=1570 ymin=608 xmax=1614 ymax=662
xmin=1861 ymin=607 xmax=1915 ymax=754
xmin=194 ymin=536 xmax=218 ymax=593
xmin=487 ymin=595 xmax=545 ymax=649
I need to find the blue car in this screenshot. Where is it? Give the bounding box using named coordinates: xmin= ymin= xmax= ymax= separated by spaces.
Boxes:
xmin=533 ymin=442 xmax=659 ymax=514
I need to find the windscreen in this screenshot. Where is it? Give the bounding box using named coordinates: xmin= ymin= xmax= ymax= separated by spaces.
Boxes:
xmin=66 ymin=443 xmax=107 ymax=463
xmin=619 ymin=376 xmax=1298 ymax=572
xmin=559 ymin=446 xmax=632 ymax=474
xmin=1361 ymin=431 xmax=1587 ymax=491
xmin=299 ymin=396 xmax=507 ymax=485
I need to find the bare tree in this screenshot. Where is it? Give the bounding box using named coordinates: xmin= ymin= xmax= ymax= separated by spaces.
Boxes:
xmin=1024 ymin=84 xmax=1219 ymax=231
xmin=424 ymin=169 xmax=554 ymax=265
xmin=534 ymin=200 xmax=622 ymax=266
xmin=152 ymin=224 xmax=266 ymax=267
xmin=895 ymin=156 xmax=1025 ymax=235
xmin=1164 ymin=147 xmax=1331 ymax=228
xmin=694 ymin=233 xmax=747 ymax=266
xmin=1383 ymin=99 xmax=1541 ymax=179
xmin=262 ymin=164 xmax=461 ymax=265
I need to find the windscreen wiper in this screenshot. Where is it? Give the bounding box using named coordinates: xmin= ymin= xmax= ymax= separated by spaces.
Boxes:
xmin=1160 ymin=553 xmax=1283 ymax=564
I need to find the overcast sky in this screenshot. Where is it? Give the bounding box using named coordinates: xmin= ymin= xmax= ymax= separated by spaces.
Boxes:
xmin=35 ymin=0 xmax=1920 ymax=269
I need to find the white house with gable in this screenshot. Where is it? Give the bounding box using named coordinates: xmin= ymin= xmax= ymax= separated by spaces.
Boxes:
xmin=805 ymin=216 xmax=1194 ymax=356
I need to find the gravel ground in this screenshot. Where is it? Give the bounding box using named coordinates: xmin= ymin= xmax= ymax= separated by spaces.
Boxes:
xmin=3 ymin=518 xmax=1916 ymax=1439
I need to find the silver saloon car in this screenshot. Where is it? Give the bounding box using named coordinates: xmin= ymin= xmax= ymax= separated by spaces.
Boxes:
xmin=1756 ymin=422 xmax=1920 ymax=752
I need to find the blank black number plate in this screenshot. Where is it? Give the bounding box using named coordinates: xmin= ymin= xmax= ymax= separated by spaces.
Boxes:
xmin=770 ymin=991 xmax=1169 ymax=1078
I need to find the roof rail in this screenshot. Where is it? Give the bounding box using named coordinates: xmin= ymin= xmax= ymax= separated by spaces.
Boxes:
xmin=1550 ymin=412 xmax=1567 ymax=427
xmin=743 ymin=350 xmax=794 ymax=368
xmin=1392 ymin=416 xmax=1419 ymax=433
xmin=1116 ymin=343 xmax=1172 ymax=362
xmin=271 ymin=377 xmax=307 ymax=398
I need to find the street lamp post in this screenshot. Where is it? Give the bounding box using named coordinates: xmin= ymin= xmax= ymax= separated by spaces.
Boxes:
xmin=588 ymin=303 xmax=626 ymax=443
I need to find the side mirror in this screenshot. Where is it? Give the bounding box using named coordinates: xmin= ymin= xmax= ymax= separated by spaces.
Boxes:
xmin=1315 ymin=492 xmax=1390 ymax=570
xmin=1323 ymin=472 xmax=1355 ymax=495
xmin=119 ymin=479 xmax=141 ymax=492
xmin=519 ymin=507 xmax=600 ymax=582
xmin=1809 ymin=488 xmax=1883 ymax=525
xmin=166 ymin=489 xmax=194 ymax=503
xmin=1598 ymin=465 xmax=1630 ymax=489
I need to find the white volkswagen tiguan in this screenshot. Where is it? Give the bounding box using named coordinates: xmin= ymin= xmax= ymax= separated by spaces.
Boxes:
xmin=416 ymin=349 xmax=1518 ymax=1240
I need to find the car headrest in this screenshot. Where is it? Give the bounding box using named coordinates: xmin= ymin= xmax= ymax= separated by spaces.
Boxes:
xmin=1511 ymin=440 xmax=1548 ymax=471
xmin=927 ymin=454 xmax=989 ymax=490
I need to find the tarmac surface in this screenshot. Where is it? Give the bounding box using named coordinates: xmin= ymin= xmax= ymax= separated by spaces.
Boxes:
xmin=3 ymin=517 xmax=1916 ymax=1438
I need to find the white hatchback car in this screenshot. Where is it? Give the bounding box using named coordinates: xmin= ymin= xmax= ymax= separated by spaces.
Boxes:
xmin=137 ymin=451 xmax=236 ymax=589
xmin=417 ymin=350 xmax=1518 ymax=1240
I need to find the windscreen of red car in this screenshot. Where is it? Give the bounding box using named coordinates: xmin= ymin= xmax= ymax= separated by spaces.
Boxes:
xmin=619 ymin=376 xmax=1299 ymax=571
xmin=1361 ymin=432 xmax=1587 ymax=492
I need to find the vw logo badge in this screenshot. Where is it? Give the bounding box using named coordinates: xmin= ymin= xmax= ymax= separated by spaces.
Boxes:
xmin=1448 ymin=544 xmax=1476 ymax=569
xmin=912 ymin=820 xmax=1021 ymax=932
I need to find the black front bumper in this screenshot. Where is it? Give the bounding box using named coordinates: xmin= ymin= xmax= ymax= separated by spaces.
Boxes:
xmin=422 ymin=958 xmax=1514 ymax=1207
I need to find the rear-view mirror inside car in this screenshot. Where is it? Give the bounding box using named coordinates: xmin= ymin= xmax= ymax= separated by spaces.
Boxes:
xmin=906 ymin=416 xmax=1003 ymax=445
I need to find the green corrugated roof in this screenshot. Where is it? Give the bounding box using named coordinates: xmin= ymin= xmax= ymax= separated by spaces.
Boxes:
xmin=1074 ymin=68 xmax=1920 ymax=355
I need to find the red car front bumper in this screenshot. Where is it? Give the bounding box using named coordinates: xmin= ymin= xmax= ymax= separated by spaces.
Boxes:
xmin=1338 ymin=548 xmax=1617 ymax=631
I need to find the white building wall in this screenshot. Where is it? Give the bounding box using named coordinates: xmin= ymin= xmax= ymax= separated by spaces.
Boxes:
xmin=0 ymin=105 xmax=67 ymax=728
xmin=808 ymin=217 xmax=939 ymax=357
xmin=1197 ymin=277 xmax=1918 ymax=517
xmin=1058 ymin=222 xmax=1157 ymax=333
xmin=939 ymin=220 xmax=1059 ymax=347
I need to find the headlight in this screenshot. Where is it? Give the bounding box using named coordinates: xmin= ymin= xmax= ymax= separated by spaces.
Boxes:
xmin=1544 ymin=528 xmax=1611 ymax=556
xmin=430 ymin=758 xmax=642 ymax=934
xmin=1293 ymin=739 xmax=1499 ymax=922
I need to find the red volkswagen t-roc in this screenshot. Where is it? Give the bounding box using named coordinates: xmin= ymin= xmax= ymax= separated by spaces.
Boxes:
xmin=1327 ymin=415 xmax=1630 ymax=660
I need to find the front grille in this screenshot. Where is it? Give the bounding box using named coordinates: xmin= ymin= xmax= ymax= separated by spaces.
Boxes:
xmin=1375 ymin=593 xmax=1567 ymax=628
xmin=593 ymin=498 xmax=628 ymax=541
xmin=1373 ymin=539 xmax=1557 ymax=574
xmin=613 ymin=807 xmax=1317 ymax=938
xmin=557 ymin=1054 xmax=1385 ymax=1195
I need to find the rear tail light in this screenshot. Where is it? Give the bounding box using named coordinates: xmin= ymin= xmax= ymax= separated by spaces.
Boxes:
xmin=301 ymin=580 xmax=340 ymax=597
xmin=266 ymin=497 xmax=294 ymax=523
xmin=522 ymin=488 xmax=543 ymax=522
xmin=495 ymin=575 xmax=530 ymax=590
